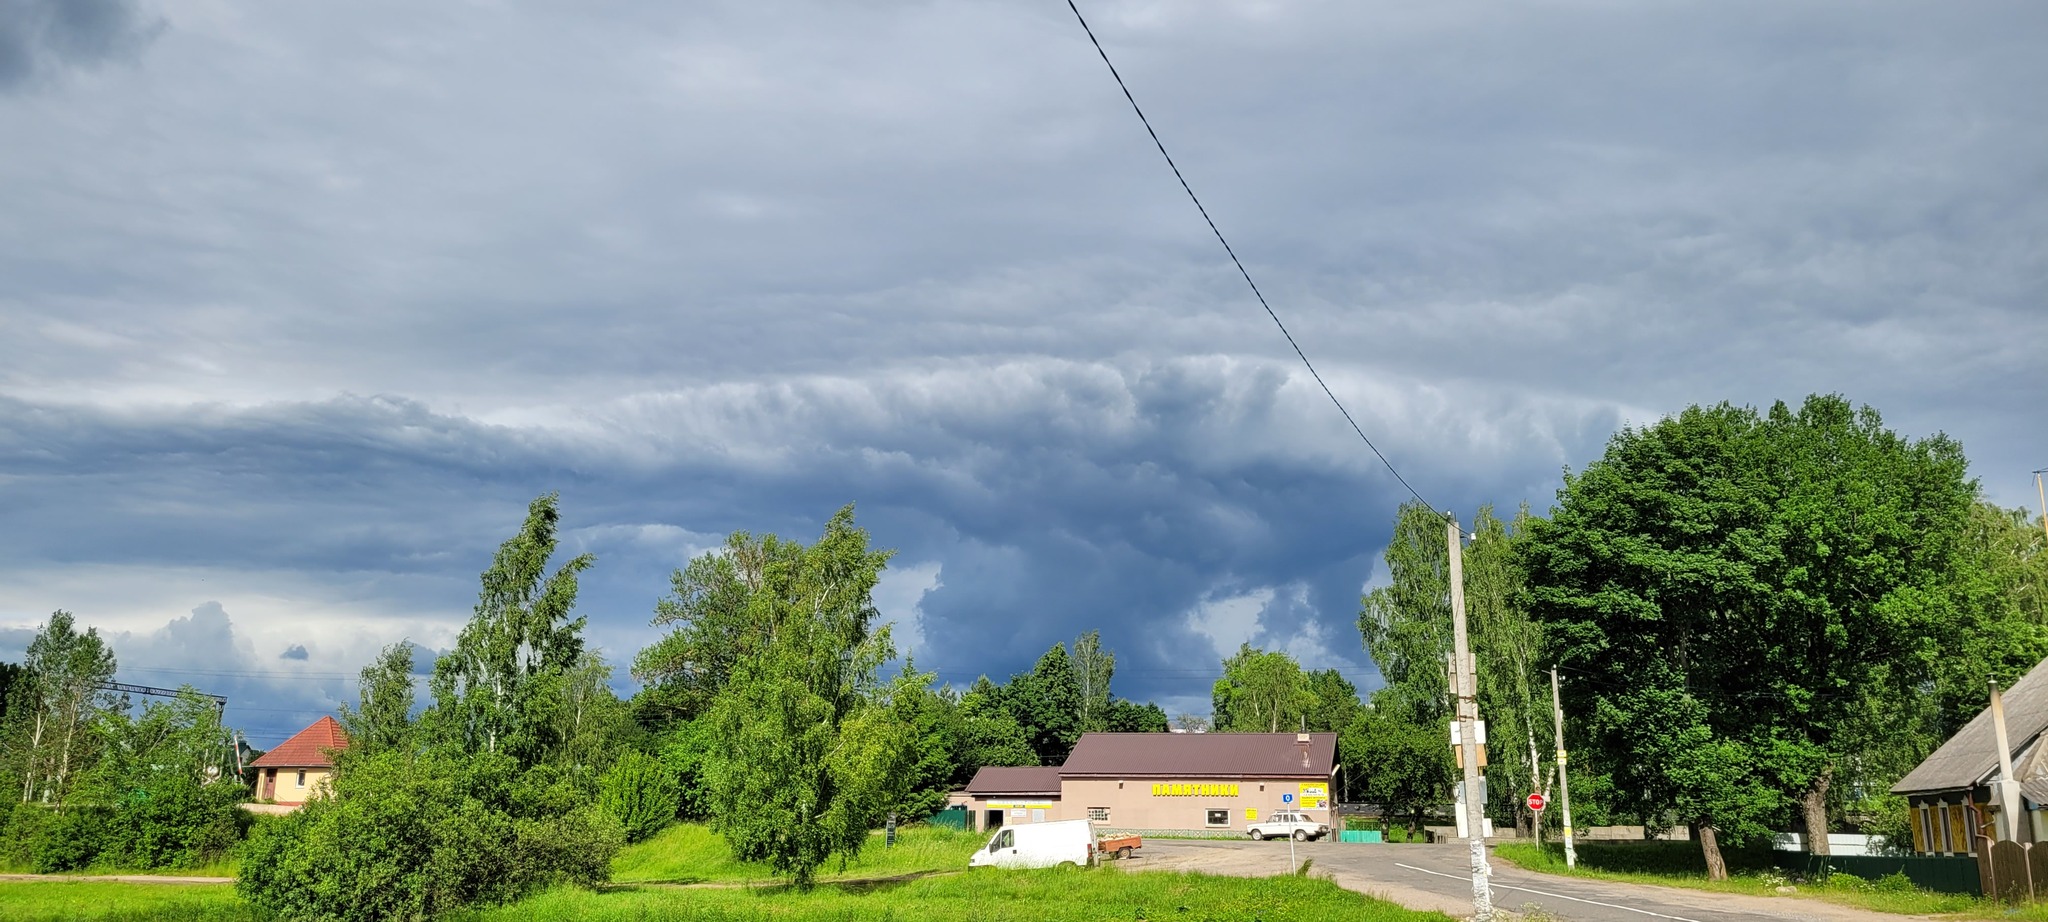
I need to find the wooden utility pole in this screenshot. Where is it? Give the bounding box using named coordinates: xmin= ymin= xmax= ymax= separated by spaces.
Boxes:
xmin=1448 ymin=517 xmax=1494 ymax=920
xmin=1551 ymin=668 xmax=1577 ymax=869
xmin=1991 ymin=682 xmax=2025 ymax=843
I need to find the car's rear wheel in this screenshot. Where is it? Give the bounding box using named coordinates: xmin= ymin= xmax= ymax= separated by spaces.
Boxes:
xmin=1292 ymin=829 xmax=1308 ymax=841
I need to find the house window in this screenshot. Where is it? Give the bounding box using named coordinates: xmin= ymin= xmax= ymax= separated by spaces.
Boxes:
xmin=1913 ymin=806 xmax=1931 ymax=854
xmin=1205 ymin=809 xmax=1229 ymax=827
xmin=1088 ymin=807 xmax=1110 ymax=822
xmin=296 ymin=770 xmax=307 ymax=788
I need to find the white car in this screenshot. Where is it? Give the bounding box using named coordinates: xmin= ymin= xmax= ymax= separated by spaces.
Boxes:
xmin=1246 ymin=811 xmax=1329 ymax=841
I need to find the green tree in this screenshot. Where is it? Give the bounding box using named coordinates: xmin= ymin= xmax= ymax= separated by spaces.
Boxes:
xmin=5 ymin=611 xmax=118 ymax=804
xmin=687 ymin=505 xmax=908 ymax=888
xmin=1211 ymin=645 xmax=1317 ymax=733
xmin=1104 ymin=698 xmax=1170 ymax=733
xmin=338 ymin=642 xmax=417 ymax=760
xmin=1359 ymin=505 xmax=1453 ymax=727
xmin=1352 ymin=707 xmax=1454 ymax=838
xmin=1069 ymin=630 xmax=1115 ymax=733
xmin=428 ymin=493 xmax=595 ymax=769
xmin=953 ymin=677 xmax=1037 ymax=781
xmin=1525 ymin=396 xmax=1977 ymax=873
xmin=82 ymin=689 xmax=247 ymax=870
xmin=1005 ymin=645 xmax=1083 ymax=765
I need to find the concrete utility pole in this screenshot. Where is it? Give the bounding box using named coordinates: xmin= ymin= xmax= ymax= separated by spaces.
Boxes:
xmin=1991 ymin=682 xmax=2025 ymax=843
xmin=2034 ymin=470 xmax=2048 ymax=542
xmin=1551 ymin=668 xmax=1578 ymax=869
xmin=1448 ymin=517 xmax=1494 ymax=920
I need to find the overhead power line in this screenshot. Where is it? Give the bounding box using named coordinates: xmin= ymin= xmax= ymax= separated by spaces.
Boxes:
xmin=1062 ymin=0 xmax=1438 ymax=516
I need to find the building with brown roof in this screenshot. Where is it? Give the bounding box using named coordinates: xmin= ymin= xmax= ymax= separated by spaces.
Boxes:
xmin=249 ymin=715 xmax=348 ymax=807
xmin=1892 ymin=656 xmax=2048 ymax=855
xmin=957 ymin=732 xmax=1337 ymax=834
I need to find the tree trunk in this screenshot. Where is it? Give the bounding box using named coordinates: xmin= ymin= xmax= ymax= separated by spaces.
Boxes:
xmin=1803 ymin=767 xmax=1832 ymax=855
xmin=1700 ymin=824 xmax=1728 ymax=881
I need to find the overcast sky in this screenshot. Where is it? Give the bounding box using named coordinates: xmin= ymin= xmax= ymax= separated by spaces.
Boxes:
xmin=3 ymin=0 xmax=2043 ymax=746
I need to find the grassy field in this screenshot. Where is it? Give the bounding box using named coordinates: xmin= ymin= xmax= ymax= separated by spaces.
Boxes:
xmin=454 ymin=867 xmax=1454 ymax=922
xmin=1493 ymin=841 xmax=1983 ymax=916
xmin=0 ymin=863 xmax=1450 ymax=922
xmin=0 ymin=880 xmax=262 ymax=922
xmin=612 ymin=823 xmax=986 ymax=884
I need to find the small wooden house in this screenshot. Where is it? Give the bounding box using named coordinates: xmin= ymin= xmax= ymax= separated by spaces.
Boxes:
xmin=1892 ymin=657 xmax=2048 ymax=855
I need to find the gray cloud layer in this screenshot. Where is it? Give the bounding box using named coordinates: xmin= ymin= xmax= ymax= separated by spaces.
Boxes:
xmin=3 ymin=0 xmax=2043 ymax=732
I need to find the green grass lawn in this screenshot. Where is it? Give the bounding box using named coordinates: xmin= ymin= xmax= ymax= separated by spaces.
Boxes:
xmin=454 ymin=867 xmax=1453 ymax=922
xmin=0 ymin=880 xmax=262 ymax=922
xmin=1492 ymin=841 xmax=1983 ymax=916
xmin=0 ymin=864 xmax=1450 ymax=922
xmin=611 ymin=823 xmax=986 ymax=884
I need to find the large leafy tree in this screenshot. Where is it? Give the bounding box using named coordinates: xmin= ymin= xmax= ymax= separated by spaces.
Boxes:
xmin=428 ymin=493 xmax=595 ymax=768
xmin=953 ymin=677 xmax=1037 ymax=779
xmin=1211 ymin=644 xmax=1317 ymax=733
xmin=1005 ymin=644 xmax=1083 ymax=765
xmin=1525 ymin=395 xmax=1976 ymax=873
xmin=1359 ymin=504 xmax=1453 ymax=727
xmin=689 ymin=505 xmax=908 ymax=889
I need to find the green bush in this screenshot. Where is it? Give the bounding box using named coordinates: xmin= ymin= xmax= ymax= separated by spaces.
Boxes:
xmin=107 ymin=776 xmax=249 ymax=869
xmin=237 ymin=750 xmax=623 ymax=922
xmin=1874 ymin=871 xmax=1917 ymax=893
xmin=33 ymin=805 xmax=115 ymax=872
xmin=0 ymin=804 xmax=52 ymax=870
xmin=599 ymin=750 xmax=680 ymax=843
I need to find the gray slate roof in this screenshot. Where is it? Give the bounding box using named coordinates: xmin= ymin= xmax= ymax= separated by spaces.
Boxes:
xmin=1059 ymin=732 xmax=1336 ymax=780
xmin=964 ymin=766 xmax=1062 ymax=796
xmin=1893 ymin=656 xmax=2048 ymax=796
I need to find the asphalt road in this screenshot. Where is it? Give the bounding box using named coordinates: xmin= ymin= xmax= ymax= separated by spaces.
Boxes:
xmin=1130 ymin=839 xmax=1894 ymax=922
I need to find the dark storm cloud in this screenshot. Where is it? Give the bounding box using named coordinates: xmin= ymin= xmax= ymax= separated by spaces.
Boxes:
xmin=0 ymin=0 xmax=160 ymax=91
xmin=279 ymin=644 xmax=309 ymax=661
xmin=2 ymin=0 xmax=2044 ymax=713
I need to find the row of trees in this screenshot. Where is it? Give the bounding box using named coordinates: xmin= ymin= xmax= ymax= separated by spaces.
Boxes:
xmin=1354 ymin=394 xmax=2048 ymax=878
xmin=0 ymin=612 xmax=250 ymax=873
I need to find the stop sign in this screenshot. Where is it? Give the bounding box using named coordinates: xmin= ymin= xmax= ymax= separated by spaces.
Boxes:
xmin=1526 ymin=793 xmax=1548 ymax=812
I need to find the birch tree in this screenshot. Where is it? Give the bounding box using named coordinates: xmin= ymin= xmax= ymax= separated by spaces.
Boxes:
xmin=6 ymin=611 xmax=117 ymax=804
xmin=428 ymin=493 xmax=594 ymax=768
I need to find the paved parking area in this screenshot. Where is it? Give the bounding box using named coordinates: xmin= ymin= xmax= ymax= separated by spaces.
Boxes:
xmin=1128 ymin=839 xmax=1912 ymax=922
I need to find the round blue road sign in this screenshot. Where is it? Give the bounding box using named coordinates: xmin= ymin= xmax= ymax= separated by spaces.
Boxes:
xmin=1282 ymin=794 xmax=1294 ymax=804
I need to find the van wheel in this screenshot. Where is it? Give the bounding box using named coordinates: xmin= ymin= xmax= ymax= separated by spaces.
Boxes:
xmin=1292 ymin=830 xmax=1308 ymax=841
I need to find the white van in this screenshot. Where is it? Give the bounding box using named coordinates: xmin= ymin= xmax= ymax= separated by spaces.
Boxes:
xmin=968 ymin=818 xmax=1097 ymax=869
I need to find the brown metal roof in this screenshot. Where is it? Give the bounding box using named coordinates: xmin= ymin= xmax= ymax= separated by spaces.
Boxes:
xmin=1893 ymin=656 xmax=2048 ymax=796
xmin=1059 ymin=732 xmax=1337 ymax=779
xmin=965 ymin=766 xmax=1062 ymax=796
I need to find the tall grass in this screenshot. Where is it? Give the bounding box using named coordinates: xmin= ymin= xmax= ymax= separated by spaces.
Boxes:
xmin=457 ymin=867 xmax=1455 ymax=922
xmin=612 ymin=823 xmax=987 ymax=884
xmin=0 ymin=880 xmax=264 ymax=922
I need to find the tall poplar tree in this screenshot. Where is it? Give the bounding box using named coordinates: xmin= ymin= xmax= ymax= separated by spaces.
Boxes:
xmin=6 ymin=611 xmax=117 ymax=804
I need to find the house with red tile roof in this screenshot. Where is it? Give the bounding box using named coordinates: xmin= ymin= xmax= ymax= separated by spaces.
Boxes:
xmin=249 ymin=715 xmax=348 ymax=807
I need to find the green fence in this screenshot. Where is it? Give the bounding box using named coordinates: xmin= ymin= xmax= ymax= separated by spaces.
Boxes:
xmin=1338 ymin=830 xmax=1384 ymax=844
xmin=927 ymin=806 xmax=970 ymax=831
xmin=1789 ymin=854 xmax=1981 ymax=896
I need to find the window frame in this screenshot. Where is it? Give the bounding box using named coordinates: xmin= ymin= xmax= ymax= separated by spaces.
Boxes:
xmin=1204 ymin=808 xmax=1230 ymax=827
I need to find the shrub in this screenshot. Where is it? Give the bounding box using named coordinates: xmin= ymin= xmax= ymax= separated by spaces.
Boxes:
xmin=107 ymin=775 xmax=250 ymax=869
xmin=33 ymin=805 xmax=114 ymax=872
xmin=1874 ymin=871 xmax=1917 ymax=893
xmin=600 ymin=749 xmax=680 ymax=843
xmin=0 ymin=803 xmax=52 ymax=870
xmin=237 ymin=750 xmax=623 ymax=922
